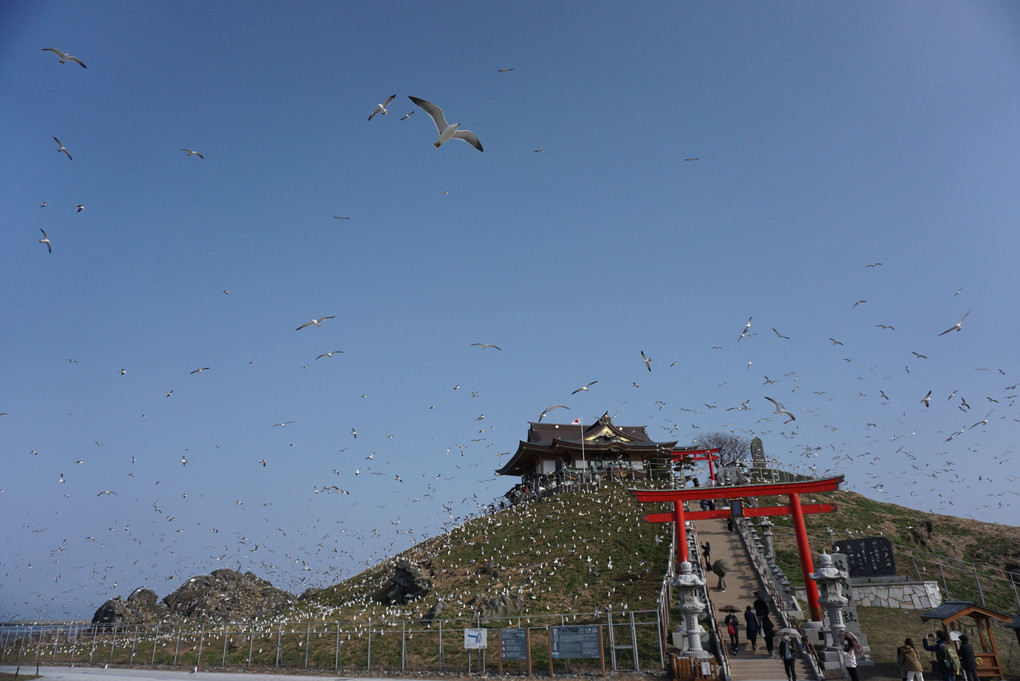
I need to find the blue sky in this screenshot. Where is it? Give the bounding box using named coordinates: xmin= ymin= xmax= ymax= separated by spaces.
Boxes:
xmin=3 ymin=2 xmax=1020 ymax=621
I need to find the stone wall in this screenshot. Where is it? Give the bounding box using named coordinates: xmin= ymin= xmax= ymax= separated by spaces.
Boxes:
xmin=852 ymin=581 xmax=942 ymax=610
xmin=794 ymin=580 xmax=942 ymax=610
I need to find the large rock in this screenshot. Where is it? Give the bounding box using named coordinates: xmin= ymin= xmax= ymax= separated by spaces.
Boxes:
xmin=379 ymin=558 xmax=432 ymax=605
xmin=469 ymin=593 xmax=525 ymax=618
xmin=92 ymin=588 xmax=171 ymax=625
xmin=161 ymin=569 xmax=295 ymax=620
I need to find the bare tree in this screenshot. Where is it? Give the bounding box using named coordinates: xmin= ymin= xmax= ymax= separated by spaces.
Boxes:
xmin=694 ymin=432 xmax=750 ymax=466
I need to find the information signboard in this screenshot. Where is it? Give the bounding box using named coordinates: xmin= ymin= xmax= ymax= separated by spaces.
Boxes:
xmin=831 ymin=537 xmax=896 ymax=578
xmin=464 ymin=628 xmax=487 ymax=650
xmin=500 ymin=628 xmax=528 ymax=660
xmin=550 ymin=626 xmax=600 ymax=659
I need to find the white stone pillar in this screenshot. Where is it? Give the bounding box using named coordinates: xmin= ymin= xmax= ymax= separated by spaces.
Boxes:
xmin=809 ymin=552 xmax=849 ymax=667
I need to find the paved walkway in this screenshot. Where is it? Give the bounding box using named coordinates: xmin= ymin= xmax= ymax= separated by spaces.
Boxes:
xmin=693 ymin=518 xmax=813 ymax=681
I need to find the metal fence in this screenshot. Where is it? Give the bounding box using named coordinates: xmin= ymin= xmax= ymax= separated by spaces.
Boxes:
xmin=0 ymin=609 xmax=666 ymax=676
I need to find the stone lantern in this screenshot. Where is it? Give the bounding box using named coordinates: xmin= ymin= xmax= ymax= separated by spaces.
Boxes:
xmin=671 ymin=561 xmax=711 ymax=657
xmin=809 ymin=552 xmax=848 ymax=666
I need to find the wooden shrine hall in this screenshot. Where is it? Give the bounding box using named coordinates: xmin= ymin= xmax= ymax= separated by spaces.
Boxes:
xmin=495 ymin=412 xmax=701 ymax=484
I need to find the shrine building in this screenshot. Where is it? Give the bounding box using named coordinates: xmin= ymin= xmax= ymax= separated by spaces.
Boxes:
xmin=496 ymin=412 xmax=699 ymax=484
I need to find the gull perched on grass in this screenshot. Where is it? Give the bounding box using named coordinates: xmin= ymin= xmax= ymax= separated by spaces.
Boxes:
xmin=43 ymin=48 xmax=86 ymax=68
xmin=408 ymin=96 xmax=483 ymax=151
xmin=53 ymin=137 xmax=72 ymax=160
xmin=368 ymin=95 xmax=396 ymax=121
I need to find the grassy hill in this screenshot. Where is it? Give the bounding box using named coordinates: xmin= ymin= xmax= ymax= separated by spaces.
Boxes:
xmin=289 ymin=483 xmax=1020 ymax=678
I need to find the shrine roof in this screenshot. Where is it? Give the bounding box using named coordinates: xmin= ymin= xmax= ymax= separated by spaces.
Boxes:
xmin=919 ymin=600 xmax=1012 ymax=623
xmin=495 ymin=412 xmax=683 ymax=476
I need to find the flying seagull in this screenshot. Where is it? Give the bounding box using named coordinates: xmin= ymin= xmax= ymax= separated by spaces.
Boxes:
xmin=332 ymin=216 xmax=350 ymax=221
xmin=538 ymin=404 xmax=570 ymax=421
xmin=42 ymin=48 xmax=86 ymax=68
xmin=76 ymin=203 xmax=85 ymax=213
xmin=368 ymin=95 xmax=396 ymax=121
xmin=640 ymin=350 xmax=652 ymax=371
xmin=921 ymin=390 xmax=932 ymax=408
xmin=39 ymin=228 xmax=52 ymax=253
xmin=572 ymin=381 xmax=598 ymax=394
xmin=738 ymin=317 xmax=752 ymax=341
xmin=497 ymin=67 xmax=514 ymax=73
xmin=764 ymin=396 xmax=796 ymax=423
xmin=938 ymin=310 xmax=970 ymax=336
xmin=315 ymin=350 xmax=344 ymax=359
xmin=181 ymin=148 xmax=204 ymax=159
xmin=470 ymin=342 xmax=501 ymax=350
xmin=408 ymin=96 xmax=483 ymax=151
xmin=296 ymin=316 xmax=335 ymax=330
xmin=189 ymin=367 xmax=210 ymax=374
xmin=399 ymin=111 xmax=415 ymax=120
xmin=53 ymin=137 xmax=72 ymax=160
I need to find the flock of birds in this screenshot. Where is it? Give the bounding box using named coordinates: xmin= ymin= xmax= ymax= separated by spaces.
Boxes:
xmin=6 ymin=42 xmax=1018 ymax=626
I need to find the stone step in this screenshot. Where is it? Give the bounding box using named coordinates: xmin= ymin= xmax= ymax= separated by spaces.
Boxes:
xmin=727 ymin=657 xmax=814 ymax=681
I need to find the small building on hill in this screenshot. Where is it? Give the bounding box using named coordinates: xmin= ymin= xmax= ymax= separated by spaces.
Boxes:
xmin=496 ymin=412 xmax=696 ymax=490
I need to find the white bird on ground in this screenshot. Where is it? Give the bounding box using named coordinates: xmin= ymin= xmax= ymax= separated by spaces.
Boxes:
xmin=53 ymin=137 xmax=72 ymax=160
xmin=43 ymin=48 xmax=86 ymax=68
xmin=296 ymin=316 xmax=335 ymax=330
xmin=408 ymin=96 xmax=483 ymax=151
xmin=368 ymin=95 xmax=396 ymax=121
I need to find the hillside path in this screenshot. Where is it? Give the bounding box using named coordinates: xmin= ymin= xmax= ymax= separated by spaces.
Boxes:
xmin=693 ymin=518 xmax=814 ymax=681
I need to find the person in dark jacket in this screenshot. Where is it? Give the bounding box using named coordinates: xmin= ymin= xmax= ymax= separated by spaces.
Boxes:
xmin=725 ymin=613 xmax=739 ymax=654
xmin=761 ymin=615 xmax=776 ymax=657
xmin=744 ymin=605 xmax=760 ymax=651
xmin=778 ymin=633 xmax=800 ymax=681
xmin=754 ymin=592 xmax=770 ymax=620
xmin=957 ymin=634 xmax=978 ymax=681
xmin=923 ymin=631 xmax=954 ymax=681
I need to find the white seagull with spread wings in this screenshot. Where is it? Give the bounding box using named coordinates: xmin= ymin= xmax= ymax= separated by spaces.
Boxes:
xmin=408 ymin=96 xmax=483 ymax=151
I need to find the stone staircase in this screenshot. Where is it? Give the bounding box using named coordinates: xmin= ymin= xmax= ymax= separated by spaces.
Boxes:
xmin=692 ymin=517 xmax=818 ymax=681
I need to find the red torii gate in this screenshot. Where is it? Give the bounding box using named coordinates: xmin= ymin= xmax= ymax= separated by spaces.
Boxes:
xmin=673 ymin=447 xmax=721 ymax=483
xmin=631 ymin=475 xmax=843 ymax=622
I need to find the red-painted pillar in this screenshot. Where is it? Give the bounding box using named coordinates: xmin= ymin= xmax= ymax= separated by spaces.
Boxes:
xmin=789 ymin=492 xmax=823 ymax=621
xmin=707 ymin=455 xmax=716 ymax=483
xmin=673 ymin=501 xmax=689 ymax=564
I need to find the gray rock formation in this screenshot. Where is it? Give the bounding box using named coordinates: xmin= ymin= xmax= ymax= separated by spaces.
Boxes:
xmin=92 ymin=587 xmax=170 ymax=625
xmin=380 ymin=558 xmax=432 ymax=605
xmin=161 ymin=569 xmax=295 ymax=620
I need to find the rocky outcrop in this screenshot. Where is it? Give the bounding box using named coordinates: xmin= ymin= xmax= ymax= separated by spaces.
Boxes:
xmin=92 ymin=569 xmax=295 ymax=625
xmin=468 ymin=592 xmax=525 ymax=618
xmin=161 ymin=569 xmax=295 ymax=620
xmin=92 ymin=588 xmax=171 ymax=625
xmin=379 ymin=558 xmax=433 ymax=605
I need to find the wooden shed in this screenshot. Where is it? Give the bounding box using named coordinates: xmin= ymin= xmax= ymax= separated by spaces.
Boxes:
xmin=919 ymin=600 xmax=1012 ymax=680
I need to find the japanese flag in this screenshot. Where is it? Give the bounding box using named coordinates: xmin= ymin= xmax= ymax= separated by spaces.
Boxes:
xmin=572 ymin=418 xmax=581 ymax=425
